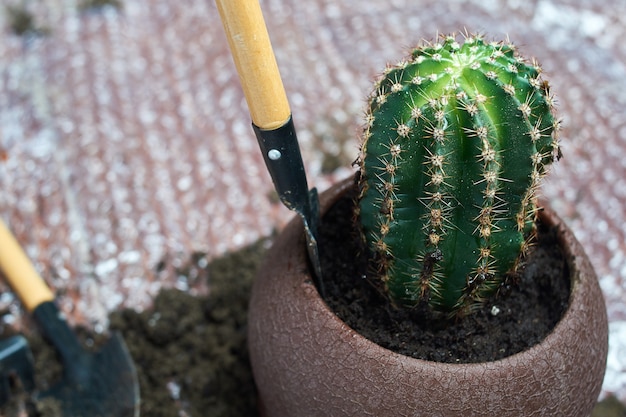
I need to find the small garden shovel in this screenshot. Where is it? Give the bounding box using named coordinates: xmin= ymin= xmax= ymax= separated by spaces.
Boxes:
xmin=216 ymin=0 xmax=324 ymax=293
xmin=0 ymin=219 xmax=140 ymax=416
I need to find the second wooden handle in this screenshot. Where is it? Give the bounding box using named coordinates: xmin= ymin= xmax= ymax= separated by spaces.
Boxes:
xmin=216 ymin=0 xmax=291 ymax=130
xmin=0 ymin=219 xmax=55 ymax=312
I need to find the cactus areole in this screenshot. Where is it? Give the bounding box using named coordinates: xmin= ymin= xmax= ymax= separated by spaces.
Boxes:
xmin=357 ymin=35 xmax=561 ymax=315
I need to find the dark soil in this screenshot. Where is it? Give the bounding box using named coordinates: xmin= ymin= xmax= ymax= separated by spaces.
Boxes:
xmin=0 ymin=190 xmax=623 ymax=415
xmin=107 ymin=241 xmax=264 ymax=417
xmin=318 ymin=185 xmax=571 ymax=363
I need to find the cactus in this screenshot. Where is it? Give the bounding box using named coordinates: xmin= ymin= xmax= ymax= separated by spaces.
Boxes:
xmin=357 ymin=34 xmax=561 ymax=316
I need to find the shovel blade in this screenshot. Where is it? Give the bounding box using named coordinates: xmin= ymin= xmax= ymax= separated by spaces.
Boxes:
xmin=38 ymin=332 xmax=139 ymax=417
xmin=253 ymin=118 xmax=323 ymax=282
xmin=300 ymin=188 xmax=323 ymax=284
xmin=31 ymin=302 xmax=139 ymax=417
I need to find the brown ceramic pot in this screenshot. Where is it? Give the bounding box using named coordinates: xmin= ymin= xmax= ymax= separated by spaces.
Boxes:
xmin=248 ymin=178 xmax=608 ymax=417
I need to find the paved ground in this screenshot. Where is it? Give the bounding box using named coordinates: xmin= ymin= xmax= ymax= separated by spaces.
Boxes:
xmin=1 ymin=0 xmax=624 ymax=401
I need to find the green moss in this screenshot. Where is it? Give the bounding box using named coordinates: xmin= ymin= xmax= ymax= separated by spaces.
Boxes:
xmin=6 ymin=5 xmax=48 ymax=37
xmin=77 ymin=0 xmax=123 ymax=12
xmin=592 ymin=395 xmax=626 ymax=417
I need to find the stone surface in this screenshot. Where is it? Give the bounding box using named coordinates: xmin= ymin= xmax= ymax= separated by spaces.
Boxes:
xmin=0 ymin=0 xmax=624 ymax=401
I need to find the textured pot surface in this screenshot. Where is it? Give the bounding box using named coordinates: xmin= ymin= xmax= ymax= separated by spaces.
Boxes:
xmin=248 ymin=178 xmax=608 ymax=417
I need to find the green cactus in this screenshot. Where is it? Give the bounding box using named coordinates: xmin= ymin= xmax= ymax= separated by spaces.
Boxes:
xmin=357 ymin=34 xmax=561 ymax=316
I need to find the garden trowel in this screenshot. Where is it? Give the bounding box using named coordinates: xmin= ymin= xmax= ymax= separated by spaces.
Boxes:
xmin=216 ymin=0 xmax=324 ymax=292
xmin=0 ymin=219 xmax=140 ymax=416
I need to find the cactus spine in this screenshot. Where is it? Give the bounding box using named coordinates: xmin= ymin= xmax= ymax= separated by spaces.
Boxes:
xmin=357 ymin=34 xmax=560 ymax=315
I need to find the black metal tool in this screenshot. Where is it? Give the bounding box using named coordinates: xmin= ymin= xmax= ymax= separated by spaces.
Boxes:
xmin=0 ymin=219 xmax=140 ymax=416
xmin=216 ymin=0 xmax=324 ymax=292
xmin=253 ymin=118 xmax=323 ymax=286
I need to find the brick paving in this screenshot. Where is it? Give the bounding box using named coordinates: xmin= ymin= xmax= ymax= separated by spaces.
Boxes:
xmin=1 ymin=0 xmax=625 ymax=400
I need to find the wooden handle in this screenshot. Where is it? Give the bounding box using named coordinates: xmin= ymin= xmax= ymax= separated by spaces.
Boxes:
xmin=0 ymin=219 xmax=55 ymax=312
xmin=216 ymin=0 xmax=291 ymax=129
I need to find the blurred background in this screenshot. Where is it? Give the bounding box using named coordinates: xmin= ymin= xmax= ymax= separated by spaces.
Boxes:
xmin=0 ymin=0 xmax=624 ymax=401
